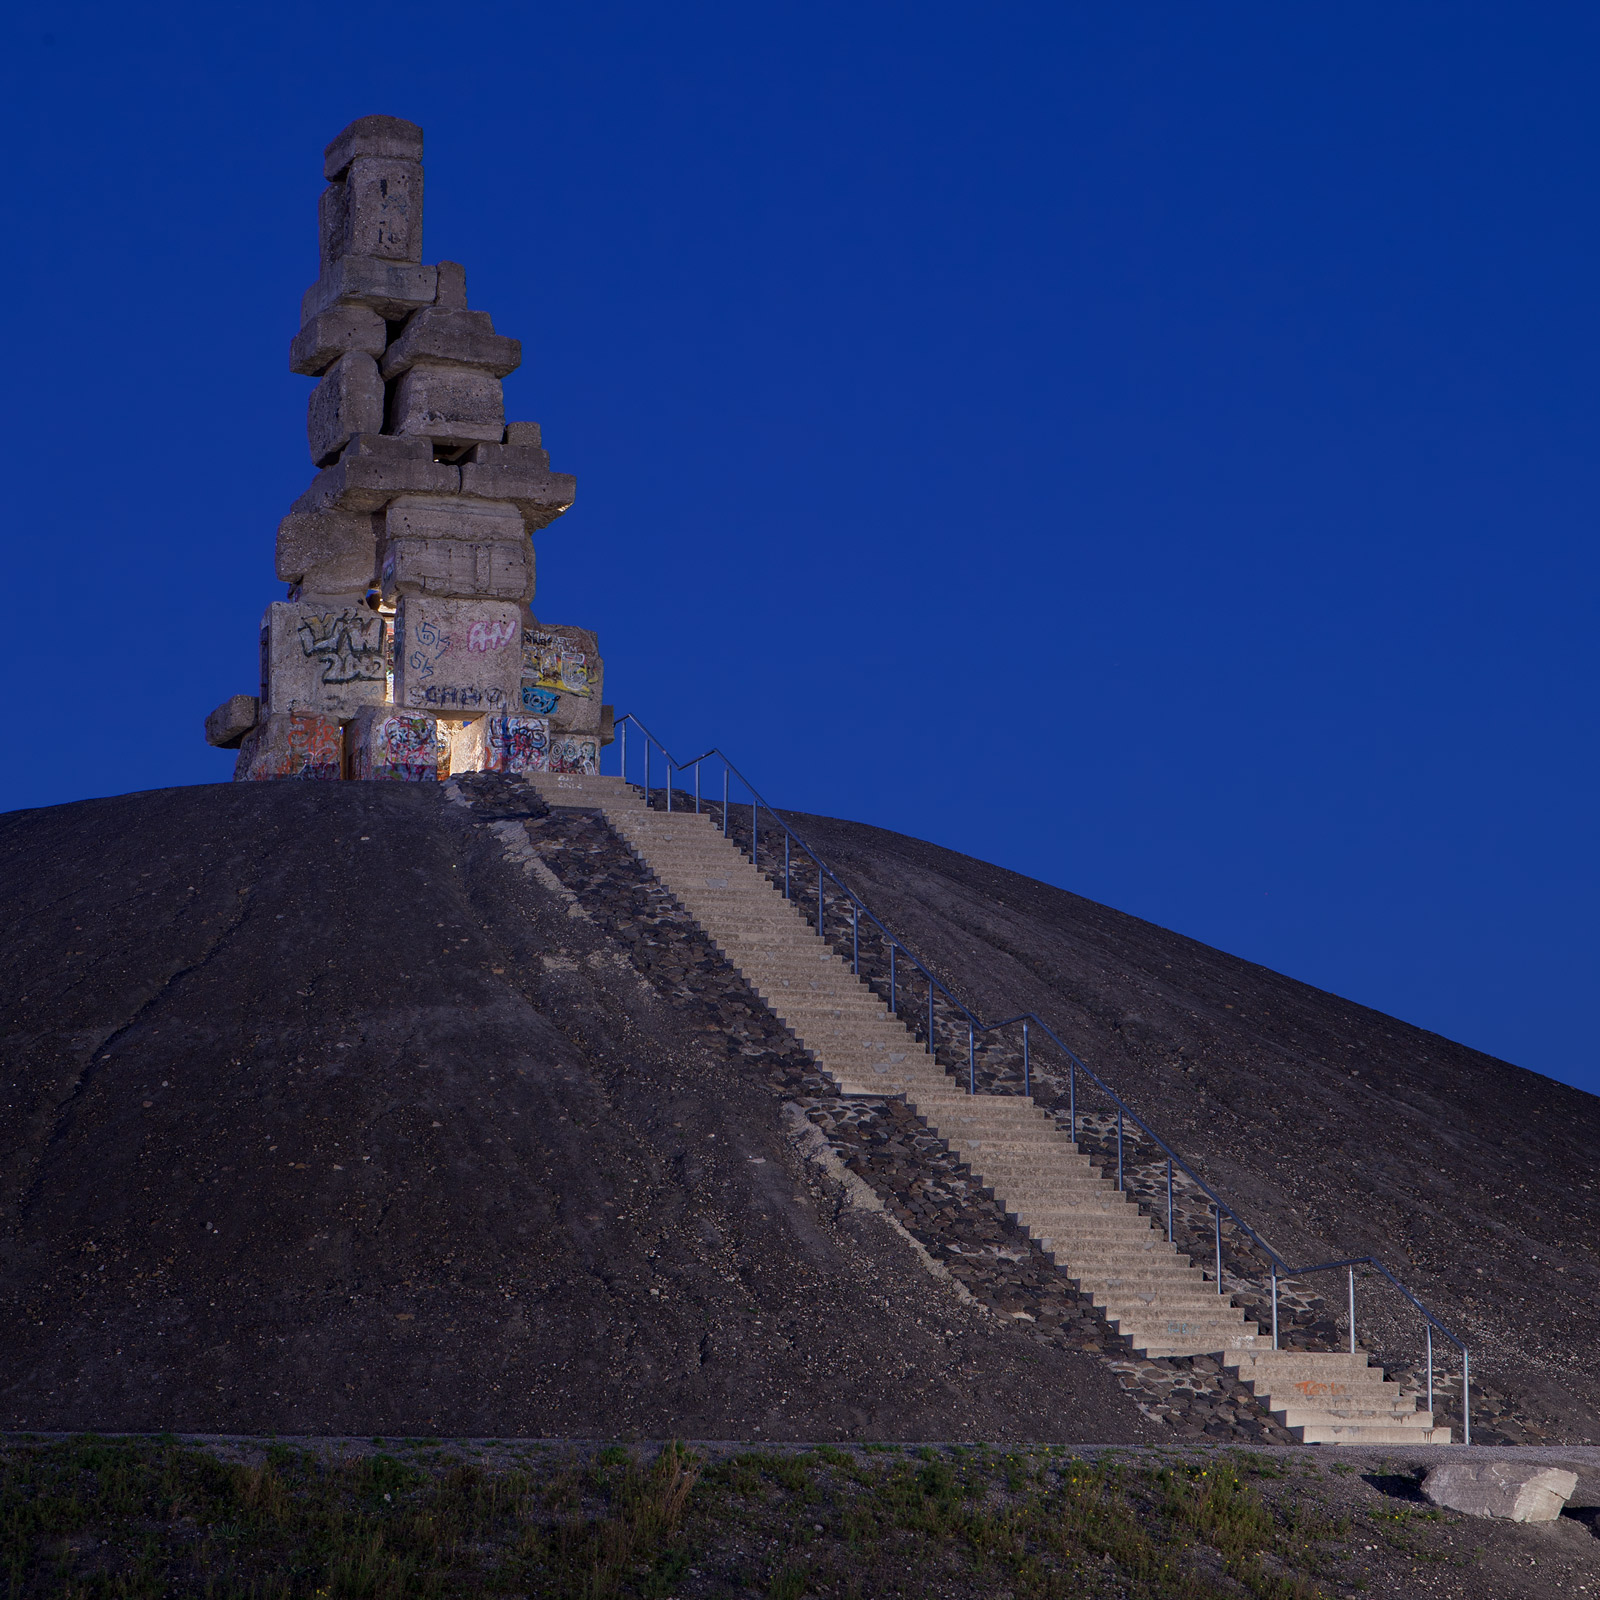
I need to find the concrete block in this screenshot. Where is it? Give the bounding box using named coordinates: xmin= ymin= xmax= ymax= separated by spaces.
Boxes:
xmin=548 ymin=731 xmax=600 ymax=775
xmin=276 ymin=504 xmax=379 ymax=594
xmin=204 ymin=694 xmax=259 ymax=749
xmin=380 ymin=536 xmax=533 ymax=604
xmin=390 ymin=363 xmax=505 ymax=447
xmin=290 ymin=305 xmax=387 ymax=376
xmin=234 ymin=711 xmax=344 ymax=782
xmin=392 ymin=596 xmax=521 ymax=716
xmin=1422 ymin=1462 xmax=1578 ymax=1522
xmin=307 ymin=351 xmax=385 ymax=466
xmin=459 ymin=458 xmax=576 ymax=530
xmin=470 ymin=437 xmax=550 ymax=472
xmin=380 ymin=494 xmax=531 ymax=601
xmin=324 ymin=115 xmax=423 ymax=181
xmin=317 ymin=182 xmax=346 ymax=273
xmin=435 ymin=260 xmax=468 ymax=310
xmin=301 ymin=257 xmax=436 ymax=324
xmin=319 ymin=158 xmax=423 ymax=264
xmin=294 ymin=442 xmax=459 ymax=515
xmin=463 ymin=713 xmax=552 ymax=774
xmin=385 ymin=494 xmax=526 ymax=545
xmin=520 ymin=622 xmax=601 ymax=730
xmin=504 ymin=421 xmax=541 ymax=447
xmin=600 ymin=703 xmax=615 ymax=746
xmin=380 ymin=308 xmax=520 ymax=379
xmin=261 ymin=601 xmax=388 ymax=719
xmin=348 ymin=705 xmax=439 ymax=781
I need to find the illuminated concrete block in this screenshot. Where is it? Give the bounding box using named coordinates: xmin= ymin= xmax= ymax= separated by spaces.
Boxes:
xmin=520 ymin=622 xmax=602 ymax=732
xmin=348 ymin=706 xmax=439 ymax=781
xmin=547 ymin=731 xmax=600 ymax=775
xmin=392 ymin=596 xmax=520 ymax=716
xmin=234 ymin=712 xmax=343 ymax=781
xmin=261 ymin=601 xmax=388 ymax=719
xmin=462 ymin=714 xmax=551 ymax=774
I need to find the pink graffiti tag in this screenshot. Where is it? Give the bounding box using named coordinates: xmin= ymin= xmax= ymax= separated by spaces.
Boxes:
xmin=466 ymin=617 xmax=517 ymax=653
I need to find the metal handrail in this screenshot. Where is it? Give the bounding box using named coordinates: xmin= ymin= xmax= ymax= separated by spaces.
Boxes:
xmin=611 ymin=712 xmax=1471 ymax=1444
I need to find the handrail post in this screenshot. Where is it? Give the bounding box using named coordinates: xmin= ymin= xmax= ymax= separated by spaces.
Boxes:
xmin=927 ymin=983 xmax=933 ymax=1057
xmin=620 ymin=719 xmax=627 ymax=785
xmin=722 ymin=767 xmax=729 ymax=836
xmin=1069 ymin=1062 xmax=1076 ymax=1143
xmin=1348 ymin=1266 xmax=1356 ymax=1355
xmin=1214 ymin=1205 xmax=1222 ymax=1294
xmin=968 ymin=1025 xmax=975 ymax=1094
xmin=1116 ymin=1107 xmax=1123 ymax=1190
xmin=784 ymin=833 xmax=790 ymax=898
xmin=751 ymin=799 xmax=757 ymax=865
xmin=852 ymin=904 xmax=859 ymax=974
xmin=890 ymin=945 xmax=896 ymax=1013
xmin=694 ymin=762 xmax=700 ymax=813
xmin=666 ymin=752 xmax=673 ymax=812
xmin=1426 ymin=1323 xmax=1434 ymax=1415
xmin=1271 ymin=1269 xmax=1279 ymax=1349
xmin=1463 ymin=1348 xmax=1471 ymax=1446
xmin=819 ymin=866 xmax=824 ymax=939
xmin=644 ymin=741 xmax=649 ymax=808
xmin=1166 ymin=1158 xmax=1173 ymax=1241
xmin=1022 ymin=1021 xmax=1030 ymax=1098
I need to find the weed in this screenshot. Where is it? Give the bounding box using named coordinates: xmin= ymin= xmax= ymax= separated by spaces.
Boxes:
xmin=1 ymin=1436 xmax=1447 ymax=1599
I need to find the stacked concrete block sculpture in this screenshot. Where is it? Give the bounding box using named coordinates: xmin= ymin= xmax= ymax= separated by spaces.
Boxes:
xmin=205 ymin=115 xmax=612 ymax=782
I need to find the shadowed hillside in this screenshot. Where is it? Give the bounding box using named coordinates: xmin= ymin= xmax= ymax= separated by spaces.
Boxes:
xmin=0 ymin=783 xmax=1145 ymax=1442
xmin=2 ymin=779 xmax=1594 ymax=1444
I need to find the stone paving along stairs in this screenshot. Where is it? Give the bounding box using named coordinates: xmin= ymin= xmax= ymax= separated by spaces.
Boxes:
xmin=527 ymin=771 xmax=1451 ymax=1444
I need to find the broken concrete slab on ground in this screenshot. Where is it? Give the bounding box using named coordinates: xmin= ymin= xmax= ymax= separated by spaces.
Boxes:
xmin=202 ymin=113 xmax=603 ymax=782
xmin=1422 ymin=1460 xmax=1580 ymax=1522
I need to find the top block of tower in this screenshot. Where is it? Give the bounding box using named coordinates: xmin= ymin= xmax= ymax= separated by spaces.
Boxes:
xmin=325 ymin=115 xmax=424 ymax=180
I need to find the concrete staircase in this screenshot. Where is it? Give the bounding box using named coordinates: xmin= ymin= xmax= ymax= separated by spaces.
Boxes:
xmin=525 ymin=770 xmax=1450 ymax=1442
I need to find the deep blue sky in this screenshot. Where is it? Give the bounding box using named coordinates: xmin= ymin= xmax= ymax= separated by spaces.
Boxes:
xmin=4 ymin=4 xmax=1596 ymax=1093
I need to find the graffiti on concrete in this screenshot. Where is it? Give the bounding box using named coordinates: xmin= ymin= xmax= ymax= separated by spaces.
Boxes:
xmin=297 ymin=609 xmax=385 ymax=685
xmin=523 ymin=627 xmax=593 ymax=696
xmin=548 ymin=733 xmax=599 ymax=775
xmin=484 ymin=715 xmax=551 ymax=773
xmin=520 ymin=685 xmax=559 ymax=714
xmin=406 ymin=683 xmax=507 ymax=711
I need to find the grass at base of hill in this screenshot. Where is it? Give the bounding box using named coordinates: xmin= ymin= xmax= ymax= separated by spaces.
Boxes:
xmin=0 ymin=1434 xmax=1469 ymax=1599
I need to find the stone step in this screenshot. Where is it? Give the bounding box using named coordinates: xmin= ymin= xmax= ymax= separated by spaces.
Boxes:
xmin=1294 ymin=1423 xmax=1454 ymax=1445
xmin=1226 ymin=1353 xmax=1385 ymax=1380
xmin=1273 ymin=1405 xmax=1432 ymax=1428
xmin=1092 ymin=1291 xmax=1238 ymax=1313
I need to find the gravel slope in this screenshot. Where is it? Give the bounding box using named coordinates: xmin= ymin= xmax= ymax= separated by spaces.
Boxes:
xmin=0 ymin=783 xmax=1148 ymax=1442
